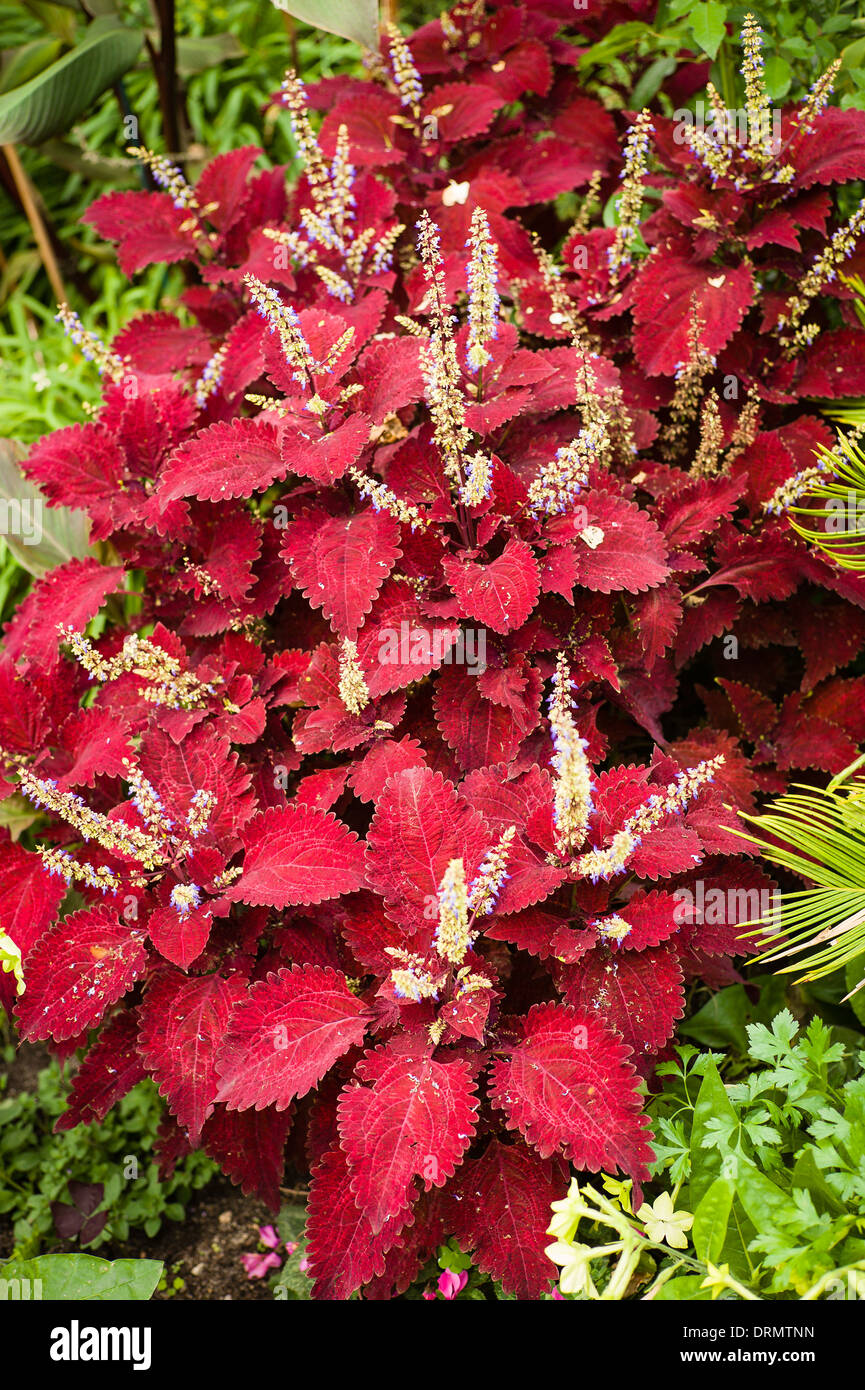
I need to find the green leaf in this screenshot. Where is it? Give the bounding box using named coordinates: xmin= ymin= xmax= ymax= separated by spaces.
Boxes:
xmin=0 ymin=1254 xmax=163 ymax=1300
xmin=0 ymin=794 xmax=39 ymax=841
xmin=690 ymin=1061 xmax=738 ymax=1204
xmin=630 ymin=56 xmax=678 ymax=109
xmin=763 ymin=55 xmax=792 ymax=101
xmin=845 ymin=954 xmax=865 ymax=1022
xmin=680 ymin=984 xmax=749 ymax=1052
xmin=269 ymin=0 xmax=378 ymax=50
xmin=0 ymin=39 xmax=64 ymax=95
xmin=692 ymin=1177 xmax=734 ymax=1263
xmin=791 ymin=1148 xmax=846 ymax=1218
xmin=688 ymin=1 xmax=728 ymax=60
xmin=0 ymin=440 xmax=91 ymax=577
xmin=841 ymin=37 xmax=865 ymax=72
xmin=653 ymin=1275 xmax=713 ymax=1300
xmin=730 ymin=1158 xmax=793 ymax=1236
xmin=0 ymin=24 xmax=142 ymax=145
xmin=175 ymin=33 xmax=246 ymax=78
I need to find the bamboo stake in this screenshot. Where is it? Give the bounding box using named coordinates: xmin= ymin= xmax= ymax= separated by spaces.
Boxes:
xmin=1 ymin=143 xmax=66 ymax=304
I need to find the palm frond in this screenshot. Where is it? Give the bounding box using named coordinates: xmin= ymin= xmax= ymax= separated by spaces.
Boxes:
xmin=781 ymin=430 xmax=865 ymax=570
xmin=735 ymin=754 xmax=865 ymax=997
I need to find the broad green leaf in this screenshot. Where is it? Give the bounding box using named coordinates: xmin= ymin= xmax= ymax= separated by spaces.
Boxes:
xmin=680 ymin=984 xmax=749 ymax=1052
xmin=0 ymin=1254 xmax=163 ymax=1300
xmin=0 ymin=39 xmax=64 ymax=95
xmin=763 ymin=55 xmax=792 ymax=100
xmin=0 ymin=440 xmax=91 ymax=577
xmin=0 ymin=794 xmax=39 ymax=841
xmin=690 ymin=1061 xmax=738 ymax=1204
xmin=631 ymin=56 xmax=678 ymax=108
xmin=730 ymin=1158 xmax=792 ymax=1234
xmin=653 ymin=1275 xmax=713 ymax=1300
xmin=175 ymin=34 xmax=246 ymax=77
xmin=269 ymin=0 xmax=378 ymax=49
xmin=791 ymin=1148 xmax=846 ymax=1218
xmin=841 ymin=37 xmax=865 ymax=71
xmin=689 ymin=1 xmax=727 ymax=60
xmin=692 ymin=1177 xmax=734 ymax=1263
xmin=0 ymin=25 xmax=142 ymax=145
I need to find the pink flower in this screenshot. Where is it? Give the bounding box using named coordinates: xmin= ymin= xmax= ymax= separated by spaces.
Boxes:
xmin=258 ymin=1224 xmax=280 ymax=1249
xmin=241 ymin=1251 xmax=282 ymax=1279
xmin=422 ymin=1287 xmax=436 ymax=1300
xmin=551 ymin=1286 xmax=565 ymax=1300
xmin=285 ymin=1240 xmax=298 ymax=1257
xmin=437 ymin=1269 xmax=468 ymax=1300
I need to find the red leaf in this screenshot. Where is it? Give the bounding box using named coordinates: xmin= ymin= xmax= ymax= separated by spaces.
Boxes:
xmin=83 ymin=191 xmax=197 ymax=274
xmin=348 ymin=736 xmax=426 ymax=804
xmin=489 ymin=1002 xmax=653 ymax=1179
xmin=3 ymin=559 xmax=124 ymax=668
xmin=365 ymin=766 xmax=490 ymax=931
xmin=17 ymin=906 xmax=147 ymax=1043
xmin=196 ymin=146 xmax=261 ymax=231
xmin=422 ymin=81 xmax=504 ymax=142
xmin=793 ymin=107 xmax=865 ymax=189
xmin=632 ymin=583 xmax=683 ymax=667
xmin=0 ymin=838 xmax=65 ymax=964
xmin=306 ymin=1145 xmax=411 ymax=1300
xmin=484 ymin=38 xmax=553 ymax=100
xmin=280 ymin=414 xmax=370 ymax=486
xmin=201 ymin=1104 xmax=292 ymax=1212
xmin=354 ymin=337 xmax=425 ymax=424
xmin=148 ymin=901 xmax=213 ymax=970
xmin=450 ymin=1140 xmax=565 ymax=1299
xmin=434 ymin=666 xmax=541 ymax=771
xmin=338 ymin=1040 xmax=479 ymax=1232
xmin=139 ymin=970 xmax=246 ymax=1142
xmin=155 ymin=419 xmax=285 ymax=507
xmin=282 ymin=505 xmax=401 ymax=639
xmin=23 ymin=423 xmax=123 ymax=538
xmin=227 ymin=805 xmax=365 ymax=908
xmin=559 ymin=943 xmax=685 ymax=1053
xmin=51 ymin=707 xmax=134 ymax=790
xmin=607 ymin=889 xmax=684 ymax=951
xmin=214 ymin=965 xmax=368 ymax=1112
xmin=632 ymin=255 xmax=754 ymax=376
xmin=54 ymin=1012 xmax=146 ymax=1131
xmin=548 ymin=491 xmax=669 ymax=594
xmin=443 ymin=538 xmax=540 ymax=634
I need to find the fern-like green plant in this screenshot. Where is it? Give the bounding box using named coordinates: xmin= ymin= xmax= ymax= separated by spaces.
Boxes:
xmin=737 ymin=755 xmax=865 ymax=1001
xmin=782 ymin=430 xmax=865 ymax=569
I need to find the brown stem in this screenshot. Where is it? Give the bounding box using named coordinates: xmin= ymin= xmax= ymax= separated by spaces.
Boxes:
xmin=1 ymin=144 xmax=66 ymax=304
xmin=149 ymin=0 xmax=184 ymax=159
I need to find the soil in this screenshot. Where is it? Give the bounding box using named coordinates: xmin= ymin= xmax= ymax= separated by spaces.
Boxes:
xmin=107 ymin=1177 xmax=279 ymax=1301
xmin=1 ymin=1040 xmax=296 ymax=1301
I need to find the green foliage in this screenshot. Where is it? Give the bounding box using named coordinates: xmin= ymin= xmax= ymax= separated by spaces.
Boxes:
xmin=646 ymin=1012 xmax=865 ymax=1297
xmin=783 ymin=433 xmax=865 ymax=569
xmin=737 ymin=755 xmax=865 ymax=990
xmin=577 ymin=0 xmax=865 ymax=112
xmin=545 ymin=1012 xmax=865 ymax=1299
xmin=0 ymin=19 xmax=142 ymax=146
xmin=269 ymin=0 xmax=378 ymax=50
xmin=0 ymin=1252 xmax=163 ymax=1300
xmin=0 ymin=1046 xmax=217 ymax=1260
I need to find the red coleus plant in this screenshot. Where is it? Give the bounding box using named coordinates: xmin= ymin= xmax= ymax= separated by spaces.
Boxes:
xmin=5 ymin=1 xmax=865 ymax=1299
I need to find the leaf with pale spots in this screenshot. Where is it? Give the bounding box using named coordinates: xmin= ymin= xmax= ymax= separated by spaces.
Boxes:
xmin=16 ymin=906 xmax=147 ymax=1043
xmin=489 ymin=1002 xmax=653 ymax=1179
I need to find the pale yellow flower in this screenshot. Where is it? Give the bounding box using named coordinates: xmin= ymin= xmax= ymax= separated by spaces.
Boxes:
xmin=637 ymin=1192 xmax=694 ymax=1250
